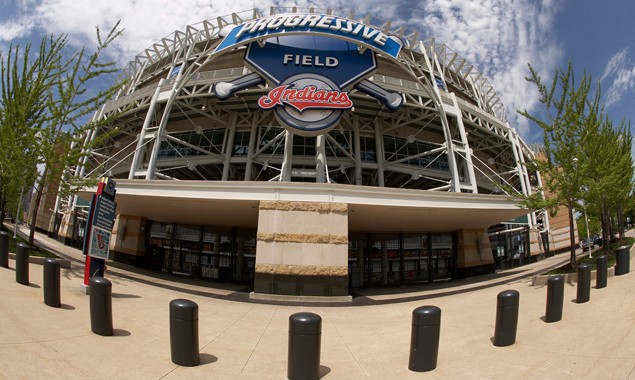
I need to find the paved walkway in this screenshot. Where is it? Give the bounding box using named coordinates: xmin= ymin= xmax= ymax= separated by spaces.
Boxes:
xmin=1 ymin=225 xmax=634 ymax=379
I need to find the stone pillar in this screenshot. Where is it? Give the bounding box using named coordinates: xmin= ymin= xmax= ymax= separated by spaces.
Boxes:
xmin=456 ymin=229 xmax=495 ymax=278
xmin=110 ymin=215 xmax=147 ymax=266
xmin=252 ymin=201 xmax=350 ymax=299
xmin=57 ymin=210 xmax=75 ymax=245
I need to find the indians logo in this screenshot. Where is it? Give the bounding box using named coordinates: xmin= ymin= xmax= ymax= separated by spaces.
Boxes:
xmin=213 ymin=28 xmax=403 ymax=136
xmin=257 ymin=74 xmax=351 ymax=134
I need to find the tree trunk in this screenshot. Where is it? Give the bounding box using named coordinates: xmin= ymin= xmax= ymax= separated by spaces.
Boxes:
xmin=0 ymin=190 xmax=6 ymax=228
xmin=28 ymin=172 xmax=47 ymax=248
xmin=617 ymin=206 xmax=625 ymax=240
xmin=601 ymin=195 xmax=611 ymax=253
xmin=567 ymin=201 xmax=576 ymax=267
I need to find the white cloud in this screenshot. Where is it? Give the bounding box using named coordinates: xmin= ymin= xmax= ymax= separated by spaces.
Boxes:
xmin=601 ymin=48 xmax=635 ymax=108
xmin=408 ymin=0 xmax=562 ymax=139
xmin=1 ymin=0 xmax=562 ymax=140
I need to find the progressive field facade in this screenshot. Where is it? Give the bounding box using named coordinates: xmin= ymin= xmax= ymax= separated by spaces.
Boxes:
xmin=45 ymin=7 xmax=552 ymax=300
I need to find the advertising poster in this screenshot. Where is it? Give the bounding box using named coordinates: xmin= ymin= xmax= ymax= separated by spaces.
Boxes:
xmin=88 ymin=225 xmax=111 ymax=260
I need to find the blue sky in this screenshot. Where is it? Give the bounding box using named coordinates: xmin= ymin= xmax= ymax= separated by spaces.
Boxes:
xmin=1 ymin=0 xmax=634 ymax=146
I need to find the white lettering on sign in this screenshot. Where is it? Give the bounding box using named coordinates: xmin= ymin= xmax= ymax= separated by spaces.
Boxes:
xmin=234 ymin=14 xmax=389 ymax=47
xmin=282 ymin=54 xmax=339 ymax=67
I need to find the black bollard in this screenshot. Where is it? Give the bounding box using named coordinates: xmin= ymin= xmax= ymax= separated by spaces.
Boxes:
xmin=545 ymin=275 xmax=564 ymax=322
xmin=615 ymin=246 xmax=630 ymax=276
xmin=15 ymin=243 xmax=30 ymax=285
xmin=43 ymin=258 xmax=61 ymax=307
xmin=0 ymin=231 xmax=8 ymax=268
xmin=576 ymin=264 xmax=591 ymax=303
xmin=408 ymin=305 xmax=441 ymax=372
xmin=493 ymin=290 xmax=519 ymax=347
xmin=596 ymin=255 xmax=608 ymax=289
xmin=89 ymin=276 xmax=113 ymax=336
xmin=169 ymin=299 xmax=199 ymax=366
xmin=288 ymin=312 xmax=321 ymax=380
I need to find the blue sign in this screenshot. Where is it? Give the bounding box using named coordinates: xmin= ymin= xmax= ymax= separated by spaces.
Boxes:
xmin=245 ymin=35 xmax=376 ymax=88
xmin=215 ymin=14 xmax=402 ymax=58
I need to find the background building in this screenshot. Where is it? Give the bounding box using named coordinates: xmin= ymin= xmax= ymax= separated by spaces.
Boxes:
xmin=45 ymin=7 xmax=557 ymax=300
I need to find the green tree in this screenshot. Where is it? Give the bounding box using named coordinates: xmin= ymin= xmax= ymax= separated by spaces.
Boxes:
xmin=518 ymin=61 xmax=602 ymax=267
xmin=0 ymin=37 xmax=65 ymax=224
xmin=0 ymin=23 xmax=125 ymax=247
xmin=585 ymin=117 xmax=633 ymax=248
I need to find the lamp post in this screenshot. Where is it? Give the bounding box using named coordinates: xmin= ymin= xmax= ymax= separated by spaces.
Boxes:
xmin=572 ymin=157 xmax=592 ymax=259
xmin=13 ymin=185 xmax=24 ymax=238
xmin=583 ymin=203 xmax=592 ymax=259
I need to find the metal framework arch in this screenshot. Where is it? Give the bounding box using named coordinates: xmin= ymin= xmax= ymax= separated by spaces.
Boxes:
xmin=58 ymin=7 xmax=541 ymax=233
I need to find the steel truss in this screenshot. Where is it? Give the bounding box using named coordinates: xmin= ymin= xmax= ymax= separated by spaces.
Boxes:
xmin=58 ymin=6 xmax=540 ymax=228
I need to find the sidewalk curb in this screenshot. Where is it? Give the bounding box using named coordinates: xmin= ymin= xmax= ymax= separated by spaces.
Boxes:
xmin=8 ymin=253 xmax=71 ymax=269
xmin=531 ymin=266 xmax=615 ymax=286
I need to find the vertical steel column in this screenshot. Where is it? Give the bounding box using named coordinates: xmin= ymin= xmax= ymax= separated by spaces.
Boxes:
xmin=353 ymin=117 xmax=362 ymax=185
xmin=244 ymin=112 xmax=260 ymax=181
xmin=129 ymin=78 xmax=165 ymax=179
xmin=509 ymin=129 xmax=530 ymax=196
xmin=374 ymin=119 xmax=385 ymax=187
xmin=432 ymin=86 xmax=461 ymax=192
xmin=447 ymin=92 xmax=478 ymax=193
xmin=222 ymin=113 xmax=238 ymax=181
xmin=315 ymin=134 xmax=327 ymax=183
xmin=280 ymin=130 xmax=293 ymax=182
xmin=147 ymin=67 xmax=186 ymax=179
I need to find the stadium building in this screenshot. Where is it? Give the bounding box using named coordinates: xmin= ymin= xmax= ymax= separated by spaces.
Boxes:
xmin=47 ymin=7 xmax=548 ymax=301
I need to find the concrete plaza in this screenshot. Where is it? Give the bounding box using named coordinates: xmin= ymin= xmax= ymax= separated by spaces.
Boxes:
xmin=1 ymin=225 xmax=634 ymax=379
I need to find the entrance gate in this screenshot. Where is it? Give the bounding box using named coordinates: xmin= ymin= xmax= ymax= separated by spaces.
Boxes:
xmin=348 ymin=232 xmax=456 ymax=288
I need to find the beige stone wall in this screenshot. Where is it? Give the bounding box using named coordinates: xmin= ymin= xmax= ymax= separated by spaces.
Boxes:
xmin=35 ymin=185 xmax=57 ymax=232
xmin=110 ymin=215 xmax=147 ymax=257
xmin=57 ymin=210 xmax=75 ymax=240
xmin=529 ymin=229 xmax=544 ymax=256
xmin=255 ymin=201 xmax=348 ymax=276
xmin=456 ymin=228 xmax=494 ymax=269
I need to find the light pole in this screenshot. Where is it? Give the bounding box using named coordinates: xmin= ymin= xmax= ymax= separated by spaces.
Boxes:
xmin=572 ymin=157 xmax=592 ymax=259
xmin=583 ymin=203 xmax=592 ymax=259
xmin=13 ymin=185 xmax=24 ymax=238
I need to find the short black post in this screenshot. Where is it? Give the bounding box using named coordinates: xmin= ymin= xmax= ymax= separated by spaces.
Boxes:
xmin=0 ymin=231 xmax=9 ymax=268
xmin=43 ymin=258 xmax=61 ymax=307
xmin=596 ymin=255 xmax=608 ymax=288
xmin=545 ymin=275 xmax=564 ymax=322
xmin=89 ymin=276 xmax=113 ymax=336
xmin=15 ymin=243 xmax=30 ymax=285
xmin=576 ymin=263 xmax=591 ymax=303
xmin=408 ymin=305 xmax=441 ymax=372
xmin=288 ymin=312 xmax=321 ymax=380
xmin=169 ymin=299 xmax=199 ymax=366
xmin=615 ymin=246 xmax=630 ymax=276
xmin=493 ymin=290 xmax=519 ymax=347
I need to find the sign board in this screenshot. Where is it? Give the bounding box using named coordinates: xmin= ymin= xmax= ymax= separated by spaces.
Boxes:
xmin=245 ymin=35 xmax=375 ymax=135
xmin=244 ymin=37 xmax=376 ymax=88
xmin=215 ymin=14 xmax=403 ymax=58
xmin=86 ymin=194 xmax=117 ymax=260
xmin=92 ymin=196 xmax=117 ymax=230
xmin=88 ymin=225 xmax=112 ymax=260
xmin=214 ymin=14 xmax=404 ymax=136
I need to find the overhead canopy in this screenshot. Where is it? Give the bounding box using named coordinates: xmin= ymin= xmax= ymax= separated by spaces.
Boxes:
xmin=78 ymin=180 xmax=529 ymax=234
